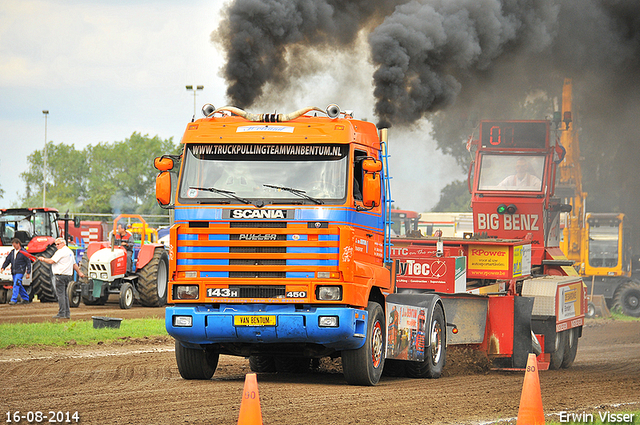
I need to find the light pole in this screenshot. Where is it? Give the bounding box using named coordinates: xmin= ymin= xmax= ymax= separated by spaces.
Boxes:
xmin=186 ymin=85 xmax=203 ymax=117
xmin=42 ymin=110 xmax=49 ymax=208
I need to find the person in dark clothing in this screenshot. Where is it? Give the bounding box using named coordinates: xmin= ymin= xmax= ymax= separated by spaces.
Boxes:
xmin=1 ymin=238 xmax=33 ymax=304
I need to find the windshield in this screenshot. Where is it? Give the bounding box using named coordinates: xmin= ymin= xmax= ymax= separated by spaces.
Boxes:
xmin=588 ymin=224 xmax=619 ymax=268
xmin=178 ymin=143 xmax=348 ymax=204
xmin=477 ymin=154 xmax=545 ymax=192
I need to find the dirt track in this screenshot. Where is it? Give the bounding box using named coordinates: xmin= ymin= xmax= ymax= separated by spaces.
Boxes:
xmin=1 ymin=301 xmax=639 ymax=425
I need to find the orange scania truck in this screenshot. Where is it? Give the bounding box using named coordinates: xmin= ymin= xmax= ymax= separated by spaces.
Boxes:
xmin=155 ymin=106 xmax=585 ymax=385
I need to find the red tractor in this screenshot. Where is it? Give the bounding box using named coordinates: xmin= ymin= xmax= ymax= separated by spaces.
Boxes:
xmin=68 ymin=214 xmax=168 ymax=309
xmin=0 ymin=208 xmax=61 ymax=303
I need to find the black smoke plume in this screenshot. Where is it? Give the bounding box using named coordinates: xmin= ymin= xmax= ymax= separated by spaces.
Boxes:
xmin=214 ymin=0 xmax=640 ymax=251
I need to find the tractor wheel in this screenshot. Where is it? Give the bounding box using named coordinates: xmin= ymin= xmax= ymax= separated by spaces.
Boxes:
xmin=137 ymin=248 xmax=168 ymax=307
xmin=274 ymin=356 xmax=312 ymax=374
xmin=405 ymin=303 xmax=446 ymax=379
xmin=548 ymin=330 xmax=567 ymax=370
xmin=175 ymin=341 xmax=219 ymax=380
xmin=31 ymin=245 xmax=57 ymax=302
xmin=341 ymin=301 xmax=386 ymax=386
xmin=613 ymin=281 xmax=640 ymax=317
xmin=67 ymin=281 xmax=81 ymax=308
xmin=248 ymin=356 xmax=276 ymax=373
xmin=119 ymin=282 xmax=134 ymax=309
xmin=0 ymin=288 xmax=7 ymax=304
xmin=561 ymin=327 xmax=580 ymax=369
xmin=79 ymin=253 xmax=108 ymax=306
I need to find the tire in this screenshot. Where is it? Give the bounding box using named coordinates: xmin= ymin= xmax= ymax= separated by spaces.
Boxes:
xmin=119 ymin=282 xmax=134 ymax=309
xmin=561 ymin=327 xmax=579 ymax=369
xmin=613 ymin=281 xmax=640 ymax=317
xmin=175 ymin=341 xmax=218 ymax=380
xmin=136 ymin=248 xmax=168 ymax=307
xmin=79 ymin=253 xmax=103 ymax=305
xmin=274 ymin=357 xmax=312 ymax=374
xmin=405 ymin=303 xmax=446 ymax=379
xmin=67 ymin=281 xmax=81 ymax=308
xmin=586 ymin=302 xmax=596 ymax=319
xmin=0 ymin=288 xmax=7 ymax=304
xmin=549 ymin=329 xmax=567 ymax=370
xmin=342 ymin=301 xmax=386 ymax=386
xmin=31 ymin=245 xmax=57 ymax=302
xmin=248 ymin=356 xmax=276 ymax=373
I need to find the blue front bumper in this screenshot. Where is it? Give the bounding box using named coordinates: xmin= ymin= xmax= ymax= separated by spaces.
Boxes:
xmin=166 ymin=303 xmax=367 ymax=351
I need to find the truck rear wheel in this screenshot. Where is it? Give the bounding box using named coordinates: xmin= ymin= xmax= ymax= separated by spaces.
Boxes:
xmin=274 ymin=356 xmax=312 ymax=373
xmin=561 ymin=327 xmax=579 ymax=368
xmin=137 ymin=248 xmax=168 ymax=307
xmin=249 ymin=356 xmax=276 ymax=373
xmin=175 ymin=341 xmax=218 ymax=380
xmin=613 ymin=281 xmax=640 ymax=317
xmin=405 ymin=303 xmax=446 ymax=379
xmin=342 ymin=301 xmax=385 ymax=386
xmin=31 ymin=245 xmax=57 ymax=302
xmin=548 ymin=330 xmax=567 ymax=370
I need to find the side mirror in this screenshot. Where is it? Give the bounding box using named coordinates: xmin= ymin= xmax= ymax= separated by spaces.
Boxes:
xmin=362 ymin=159 xmax=382 ymax=208
xmin=154 ymin=157 xmax=174 ymax=171
xmin=362 ymin=159 xmax=382 ymax=173
xmin=73 ymin=216 xmax=81 ymax=228
xmin=156 ymin=172 xmax=172 ymax=207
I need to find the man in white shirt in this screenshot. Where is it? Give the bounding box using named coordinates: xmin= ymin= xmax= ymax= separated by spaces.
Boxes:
xmin=37 ymin=238 xmax=85 ymax=319
xmin=498 ymin=157 xmax=542 ymax=189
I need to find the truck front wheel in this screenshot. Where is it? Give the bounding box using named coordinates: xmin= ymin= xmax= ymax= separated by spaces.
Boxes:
xmin=175 ymin=341 xmax=219 ymax=380
xmin=405 ymin=303 xmax=446 ymax=378
xmin=342 ymin=301 xmax=385 ymax=386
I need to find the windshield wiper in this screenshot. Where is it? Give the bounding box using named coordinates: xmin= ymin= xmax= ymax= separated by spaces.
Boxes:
xmin=190 ymin=187 xmax=264 ymax=208
xmin=263 ymin=184 xmax=324 ymax=205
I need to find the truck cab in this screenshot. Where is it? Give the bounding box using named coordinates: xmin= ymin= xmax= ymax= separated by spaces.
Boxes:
xmin=156 ymin=105 xmax=398 ymax=385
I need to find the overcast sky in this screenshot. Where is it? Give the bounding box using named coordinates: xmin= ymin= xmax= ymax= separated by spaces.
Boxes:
xmin=0 ymin=0 xmax=462 ymax=213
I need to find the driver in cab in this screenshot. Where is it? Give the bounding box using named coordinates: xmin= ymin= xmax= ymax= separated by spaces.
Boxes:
xmin=498 ymin=157 xmax=542 ymax=189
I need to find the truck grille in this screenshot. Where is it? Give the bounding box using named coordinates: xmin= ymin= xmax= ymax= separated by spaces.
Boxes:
xmin=175 ymin=220 xmax=340 ymax=284
xmin=229 ymin=285 xmax=286 ymax=297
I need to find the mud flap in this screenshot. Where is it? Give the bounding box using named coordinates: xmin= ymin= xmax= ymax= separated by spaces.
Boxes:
xmin=439 ymin=294 xmax=488 ymax=345
xmin=512 ymin=296 xmax=534 ymax=368
xmin=530 ymin=314 xmax=556 ymax=354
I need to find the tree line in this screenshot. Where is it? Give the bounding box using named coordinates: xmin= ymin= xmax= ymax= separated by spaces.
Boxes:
xmin=17 ymin=133 xmax=180 ymax=215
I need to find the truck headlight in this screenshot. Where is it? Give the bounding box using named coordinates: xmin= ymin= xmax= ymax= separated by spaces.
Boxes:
xmin=173 ymin=316 xmax=193 ymax=327
xmin=174 ymin=285 xmax=199 ymax=300
xmin=89 ymin=272 xmax=97 ymax=279
xmin=318 ymin=316 xmax=339 ymax=327
xmin=100 ymin=273 xmax=108 ymax=279
xmin=316 ymin=286 xmax=342 ymax=301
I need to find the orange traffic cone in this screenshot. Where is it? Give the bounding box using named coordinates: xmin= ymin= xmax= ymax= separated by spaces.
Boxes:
xmin=516 ymin=353 xmax=545 ymax=424
xmin=237 ymin=373 xmax=263 ymax=425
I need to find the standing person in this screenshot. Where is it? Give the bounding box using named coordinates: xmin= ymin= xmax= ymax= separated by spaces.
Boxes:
xmin=37 ymin=238 xmax=85 ymax=319
xmin=0 ymin=238 xmax=33 ymax=305
xmin=114 ymin=224 xmax=134 ymax=273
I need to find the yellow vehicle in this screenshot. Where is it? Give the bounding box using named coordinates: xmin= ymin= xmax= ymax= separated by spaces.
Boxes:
xmin=129 ymin=222 xmax=159 ymax=244
xmin=558 ymin=78 xmax=640 ymax=317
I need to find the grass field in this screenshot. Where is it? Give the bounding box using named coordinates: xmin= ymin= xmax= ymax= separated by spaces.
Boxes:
xmin=0 ymin=317 xmax=167 ymax=348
